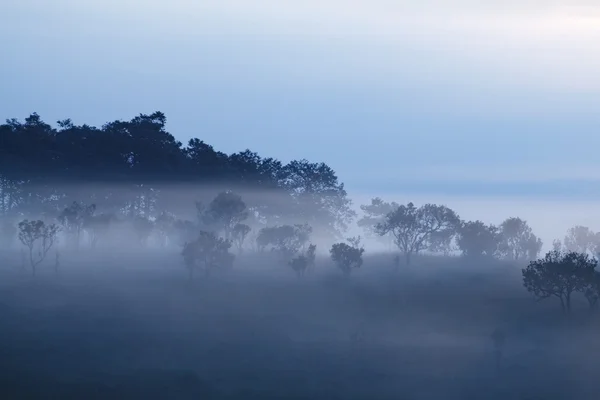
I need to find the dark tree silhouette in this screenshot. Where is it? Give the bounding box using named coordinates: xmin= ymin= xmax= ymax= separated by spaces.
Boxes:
xmin=17 ymin=219 xmax=60 ymax=276
xmin=58 ymin=201 xmax=96 ymax=250
xmin=376 ymin=203 xmax=460 ymax=265
xmin=203 ymin=191 xmax=248 ymax=240
xmin=522 ymin=250 xmax=597 ymax=313
xmin=330 ymin=237 xmax=365 ymax=277
xmin=181 ymin=231 xmax=235 ymax=280
xmin=231 ymin=223 xmax=251 ymax=253
xmin=358 ymin=197 xmax=399 ymax=249
xmin=456 ymin=220 xmax=500 ymax=259
xmin=256 ymin=224 xmax=312 ymax=262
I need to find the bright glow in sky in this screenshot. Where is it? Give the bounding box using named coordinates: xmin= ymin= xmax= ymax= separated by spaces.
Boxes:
xmin=2 ymin=0 xmax=600 ymax=242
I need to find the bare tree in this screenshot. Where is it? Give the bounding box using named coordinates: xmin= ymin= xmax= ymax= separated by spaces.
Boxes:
xmin=18 ymin=219 xmax=60 ymax=276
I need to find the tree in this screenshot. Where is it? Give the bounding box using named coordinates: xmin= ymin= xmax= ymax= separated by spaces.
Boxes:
xmin=256 ymin=224 xmax=312 ymax=262
xmin=181 ymin=231 xmax=235 ymax=280
xmin=57 ymin=201 xmax=96 ymax=249
xmin=376 ymin=203 xmax=460 ymax=265
xmin=18 ymin=220 xmax=60 ymax=276
xmin=358 ymin=198 xmax=398 ymax=248
xmin=280 ymin=160 xmax=356 ymax=238
xmin=84 ymin=213 xmax=113 ymax=249
xmin=456 ymin=220 xmax=500 ymax=259
xmin=330 ymin=237 xmax=365 ymax=277
xmin=231 ymin=223 xmax=251 ymax=253
xmin=522 ymin=250 xmax=597 ymax=313
xmin=563 ymin=226 xmax=599 ymax=255
xmin=584 ymin=270 xmax=600 ymax=310
xmin=203 ymin=191 xmax=248 ymax=241
xmin=289 ymin=243 xmax=317 ymax=277
xmin=154 ymin=211 xmax=176 ymax=248
xmin=498 ymin=217 xmax=542 ymax=261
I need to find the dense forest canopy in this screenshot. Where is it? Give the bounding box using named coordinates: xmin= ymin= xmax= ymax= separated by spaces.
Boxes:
xmin=0 ymin=111 xmax=354 ymax=240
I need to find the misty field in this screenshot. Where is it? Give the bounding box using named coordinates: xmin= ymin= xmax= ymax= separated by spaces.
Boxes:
xmin=0 ymin=251 xmax=598 ymax=400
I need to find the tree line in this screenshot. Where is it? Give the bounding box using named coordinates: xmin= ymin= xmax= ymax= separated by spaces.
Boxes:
xmin=2 ymin=111 xmax=600 ymax=314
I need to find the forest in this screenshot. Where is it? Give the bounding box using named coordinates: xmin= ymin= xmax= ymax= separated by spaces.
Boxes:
xmin=1 ymin=112 xmax=600 ymax=399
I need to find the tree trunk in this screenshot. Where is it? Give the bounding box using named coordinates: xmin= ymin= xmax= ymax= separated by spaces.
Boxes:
xmin=565 ymin=292 xmax=571 ymax=313
xmin=405 ymin=251 xmax=411 ymax=265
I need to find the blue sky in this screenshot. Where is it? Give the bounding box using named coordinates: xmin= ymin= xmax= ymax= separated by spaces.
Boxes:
xmin=2 ymin=0 xmax=600 ymax=222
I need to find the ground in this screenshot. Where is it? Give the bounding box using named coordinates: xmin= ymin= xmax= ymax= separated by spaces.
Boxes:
xmin=0 ymin=250 xmax=598 ymax=399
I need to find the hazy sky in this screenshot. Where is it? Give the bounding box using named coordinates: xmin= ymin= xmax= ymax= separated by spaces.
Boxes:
xmin=2 ymin=0 xmax=600 ymax=241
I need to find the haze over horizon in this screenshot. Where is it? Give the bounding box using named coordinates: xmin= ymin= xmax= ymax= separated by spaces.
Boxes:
xmin=2 ymin=0 xmax=600 ymax=246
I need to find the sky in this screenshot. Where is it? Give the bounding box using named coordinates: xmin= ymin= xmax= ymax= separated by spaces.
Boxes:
xmin=2 ymin=0 xmax=600 ymax=244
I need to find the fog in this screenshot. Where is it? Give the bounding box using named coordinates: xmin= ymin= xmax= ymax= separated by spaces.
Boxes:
xmin=1 ymin=185 xmax=600 ymax=400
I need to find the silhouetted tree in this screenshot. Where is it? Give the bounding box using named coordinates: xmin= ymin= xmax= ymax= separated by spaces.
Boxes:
xmin=522 ymin=250 xmax=596 ymax=313
xmin=154 ymin=211 xmax=176 ymax=248
xmin=231 ymin=223 xmax=251 ymax=253
xmin=57 ymin=201 xmax=96 ymax=249
xmin=358 ymin=198 xmax=398 ymax=249
xmin=330 ymin=237 xmax=365 ymax=277
xmin=498 ymin=217 xmax=542 ymax=261
xmin=256 ymin=224 xmax=312 ymax=262
xmin=306 ymin=244 xmax=317 ymax=274
xmin=84 ymin=213 xmax=113 ymax=249
xmin=181 ymin=231 xmax=235 ymax=280
xmin=18 ymin=219 xmax=60 ymax=276
xmin=584 ymin=270 xmax=600 ymax=310
xmin=376 ymin=203 xmax=460 ymax=265
xmin=456 ymin=220 xmax=500 ymax=259
xmin=203 ymin=191 xmax=248 ymax=240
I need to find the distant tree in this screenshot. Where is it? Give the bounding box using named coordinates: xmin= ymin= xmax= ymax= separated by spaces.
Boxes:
xmin=281 ymin=159 xmax=356 ymax=238
xmin=584 ymin=270 xmax=600 ymax=310
xmin=306 ymin=243 xmax=317 ymax=274
xmin=563 ymin=226 xmax=599 ymax=255
xmin=231 ymin=223 xmax=251 ymax=253
xmin=203 ymin=191 xmax=248 ymax=240
xmin=173 ymin=219 xmax=197 ymax=246
xmin=18 ymin=219 xmax=60 ymax=276
xmin=181 ymin=231 xmax=235 ymax=280
xmin=330 ymin=236 xmax=365 ymax=277
xmin=498 ymin=217 xmax=543 ymax=261
xmin=456 ymin=220 xmax=500 ymax=259
xmin=57 ymin=201 xmax=96 ymax=249
xmin=84 ymin=213 xmax=113 ymax=249
xmin=552 ymin=239 xmax=564 ymax=252
xmin=289 ymin=243 xmax=317 ymax=277
xmin=522 ymin=250 xmax=596 ymax=313
xmin=376 ymin=203 xmax=460 ymax=265
xmin=256 ymin=224 xmax=312 ymax=262
xmin=154 ymin=211 xmax=176 ymax=247
xmin=358 ymin=198 xmax=399 ymax=249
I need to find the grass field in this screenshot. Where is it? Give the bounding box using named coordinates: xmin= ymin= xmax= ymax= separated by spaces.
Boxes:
xmin=0 ymin=250 xmax=598 ymax=399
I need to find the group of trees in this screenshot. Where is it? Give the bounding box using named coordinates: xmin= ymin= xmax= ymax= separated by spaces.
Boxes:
xmin=358 ymin=198 xmax=543 ymax=264
xmin=6 ymin=111 xmax=600 ymax=306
